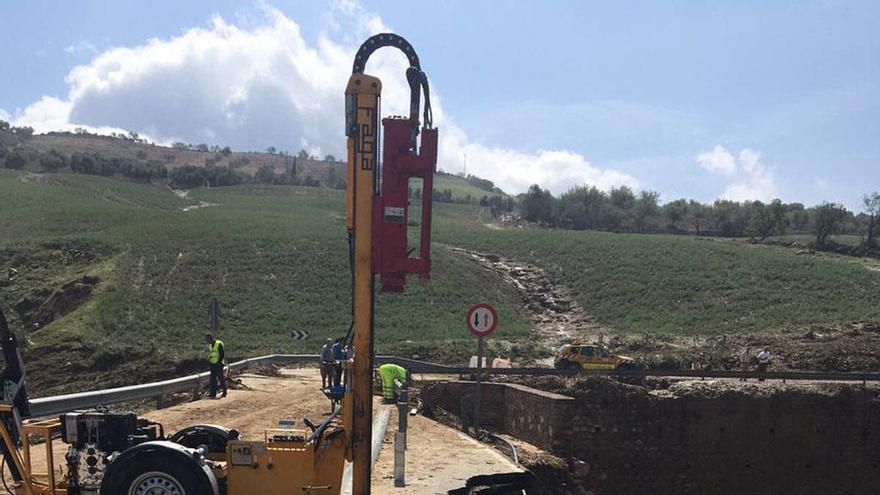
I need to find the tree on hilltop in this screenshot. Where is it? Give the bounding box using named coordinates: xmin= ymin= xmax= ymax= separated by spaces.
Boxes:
xmin=862 ymin=192 xmax=880 ymax=247
xmin=813 ymin=203 xmax=848 ymax=247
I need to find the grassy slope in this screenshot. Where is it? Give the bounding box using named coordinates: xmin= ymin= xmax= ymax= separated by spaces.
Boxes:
xmin=28 ymin=135 xmax=504 ymax=202
xmin=0 ymin=170 xmax=528 ymax=394
xmin=429 ymin=175 xmax=506 ymax=202
xmin=28 ymin=134 xmax=340 ymax=179
xmin=432 ymin=213 xmax=880 ymax=337
xmin=765 ymin=234 xmax=862 ymax=246
xmin=3 ymin=170 xmax=879 ymax=393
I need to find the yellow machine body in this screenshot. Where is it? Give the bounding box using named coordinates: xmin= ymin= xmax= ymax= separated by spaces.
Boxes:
xmin=224 ymin=430 xmax=348 ymax=495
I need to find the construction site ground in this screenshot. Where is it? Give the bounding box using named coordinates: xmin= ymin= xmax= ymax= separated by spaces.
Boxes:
xmin=372 ymin=409 xmax=521 ymax=494
xmin=10 ymin=367 xmax=519 ymax=493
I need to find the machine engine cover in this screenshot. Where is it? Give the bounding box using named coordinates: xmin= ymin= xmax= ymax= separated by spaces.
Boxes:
xmin=61 ymin=411 xmax=161 ymax=494
xmin=61 ymin=412 xmax=139 ymax=451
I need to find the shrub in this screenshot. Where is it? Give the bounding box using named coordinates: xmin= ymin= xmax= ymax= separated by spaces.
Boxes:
xmin=39 ymin=150 xmax=67 ymax=172
xmin=3 ymin=150 xmax=27 ymax=170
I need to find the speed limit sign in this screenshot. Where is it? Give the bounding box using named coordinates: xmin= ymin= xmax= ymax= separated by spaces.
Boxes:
xmin=466 ymin=303 xmax=498 ymax=337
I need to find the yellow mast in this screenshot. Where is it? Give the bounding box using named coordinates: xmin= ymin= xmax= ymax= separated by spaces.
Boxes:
xmin=344 ymin=72 xmax=381 ymax=495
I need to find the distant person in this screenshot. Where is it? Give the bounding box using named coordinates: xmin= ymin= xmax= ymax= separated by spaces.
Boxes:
xmin=739 ymin=346 xmax=753 ymax=381
xmin=206 ymin=333 xmax=227 ymax=399
xmin=756 ymin=348 xmax=772 ymax=381
xmin=378 ymin=363 xmax=408 ymax=403
xmin=320 ymin=338 xmax=336 ymax=389
xmin=331 ymin=339 xmax=345 ymax=388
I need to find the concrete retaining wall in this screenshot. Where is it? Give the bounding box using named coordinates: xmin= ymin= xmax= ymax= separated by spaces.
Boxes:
xmin=422 ymin=380 xmax=880 ymax=495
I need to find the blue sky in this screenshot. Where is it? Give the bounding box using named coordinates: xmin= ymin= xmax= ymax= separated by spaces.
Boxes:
xmin=1 ymin=0 xmax=877 ymax=209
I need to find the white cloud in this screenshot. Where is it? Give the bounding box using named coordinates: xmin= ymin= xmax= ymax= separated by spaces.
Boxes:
xmin=0 ymin=108 xmax=10 ymax=122
xmin=441 ymin=124 xmax=637 ymax=194
xmin=696 ymin=145 xmax=776 ymax=201
xmin=9 ymin=95 xmax=132 ymax=137
xmin=696 ymin=145 xmax=737 ymax=175
xmin=9 ymin=2 xmax=635 ymax=195
xmin=64 ymin=41 xmax=98 ymax=56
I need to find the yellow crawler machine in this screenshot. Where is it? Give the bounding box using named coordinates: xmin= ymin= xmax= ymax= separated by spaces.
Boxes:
xmin=554 ymin=342 xmax=637 ymax=370
xmin=0 ymin=32 xmax=436 ymax=495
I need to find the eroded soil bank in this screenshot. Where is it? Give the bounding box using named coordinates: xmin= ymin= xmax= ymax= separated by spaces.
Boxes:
xmin=423 ymin=377 xmax=880 ymax=495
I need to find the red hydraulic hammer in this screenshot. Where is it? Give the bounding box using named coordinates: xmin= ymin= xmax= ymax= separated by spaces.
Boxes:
xmin=373 ymin=116 xmax=438 ymax=292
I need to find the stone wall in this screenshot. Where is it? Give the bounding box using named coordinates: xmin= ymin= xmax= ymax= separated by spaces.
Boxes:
xmin=421 ymin=379 xmax=880 ymax=495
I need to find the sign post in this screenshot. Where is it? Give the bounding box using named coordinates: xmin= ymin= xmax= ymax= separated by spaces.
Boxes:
xmin=466 ymin=303 xmax=498 ymax=436
xmin=209 ymin=298 xmax=220 ymax=332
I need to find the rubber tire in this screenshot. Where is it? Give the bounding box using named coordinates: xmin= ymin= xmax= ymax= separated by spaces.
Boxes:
xmin=555 ymin=359 xmax=573 ymax=370
xmin=105 ymin=452 xmax=212 ymax=495
xmin=169 ymin=425 xmax=238 ymax=455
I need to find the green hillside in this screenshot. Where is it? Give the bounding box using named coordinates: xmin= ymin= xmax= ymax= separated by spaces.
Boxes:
xmin=433 ymin=221 xmax=880 ymax=336
xmin=0 ymin=170 xmax=529 ymax=395
xmin=429 ymin=174 xmax=507 ymax=203
xmin=2 ymin=170 xmax=879 ymax=394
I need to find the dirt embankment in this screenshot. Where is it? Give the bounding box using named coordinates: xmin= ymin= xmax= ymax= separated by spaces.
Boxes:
xmin=3 ymin=242 xmax=104 ymax=331
xmin=451 ymin=248 xmax=604 ymax=348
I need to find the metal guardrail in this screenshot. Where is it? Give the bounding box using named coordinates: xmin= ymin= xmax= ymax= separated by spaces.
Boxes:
xmin=28 ymin=354 xmax=318 ymax=418
xmin=26 ymin=354 xmax=880 ymax=418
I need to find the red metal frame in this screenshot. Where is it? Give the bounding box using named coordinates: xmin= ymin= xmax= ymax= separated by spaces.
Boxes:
xmin=373 ymin=116 xmax=438 ymax=292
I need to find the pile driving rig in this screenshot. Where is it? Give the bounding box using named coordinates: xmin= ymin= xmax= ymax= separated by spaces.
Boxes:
xmin=0 ymin=32 xmax=436 ymax=495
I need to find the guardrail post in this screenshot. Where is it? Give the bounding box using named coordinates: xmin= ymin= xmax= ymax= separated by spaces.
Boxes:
xmin=393 ymin=379 xmax=407 ymax=487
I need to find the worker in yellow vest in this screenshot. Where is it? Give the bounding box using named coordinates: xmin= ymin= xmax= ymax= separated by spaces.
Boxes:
xmin=378 ymin=363 xmax=407 ymax=403
xmin=205 ymin=333 xmax=227 ymax=399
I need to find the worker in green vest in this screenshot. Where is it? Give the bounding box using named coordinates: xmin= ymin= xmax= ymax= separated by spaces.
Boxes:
xmin=206 ymin=333 xmax=227 ymax=399
xmin=378 ymin=363 xmax=407 ymax=403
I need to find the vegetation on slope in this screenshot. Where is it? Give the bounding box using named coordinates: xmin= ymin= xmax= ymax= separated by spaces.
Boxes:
xmin=0 ymin=170 xmax=529 ymax=395
xmin=2 ymin=166 xmax=879 ymax=394
xmin=433 ymin=209 xmax=880 ymax=337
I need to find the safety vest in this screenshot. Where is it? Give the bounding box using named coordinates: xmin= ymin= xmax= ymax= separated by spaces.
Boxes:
xmin=209 ymin=339 xmax=224 ymax=364
xmin=378 ymin=364 xmax=406 ymax=399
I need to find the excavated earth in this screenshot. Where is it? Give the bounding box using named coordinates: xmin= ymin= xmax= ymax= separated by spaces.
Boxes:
xmin=451 ymin=248 xmax=604 ymax=352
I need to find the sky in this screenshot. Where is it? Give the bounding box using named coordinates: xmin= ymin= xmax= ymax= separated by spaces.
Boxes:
xmin=1 ymin=0 xmax=877 ymax=210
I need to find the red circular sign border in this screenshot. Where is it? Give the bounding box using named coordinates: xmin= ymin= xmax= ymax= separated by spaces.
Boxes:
xmin=466 ymin=303 xmax=498 ymax=337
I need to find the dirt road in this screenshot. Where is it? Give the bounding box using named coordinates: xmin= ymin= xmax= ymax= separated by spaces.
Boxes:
xmin=15 ymin=368 xmax=331 ymax=482
xmin=12 ymin=368 xmax=519 ymax=493
xmin=372 ymin=411 xmax=521 ymax=494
